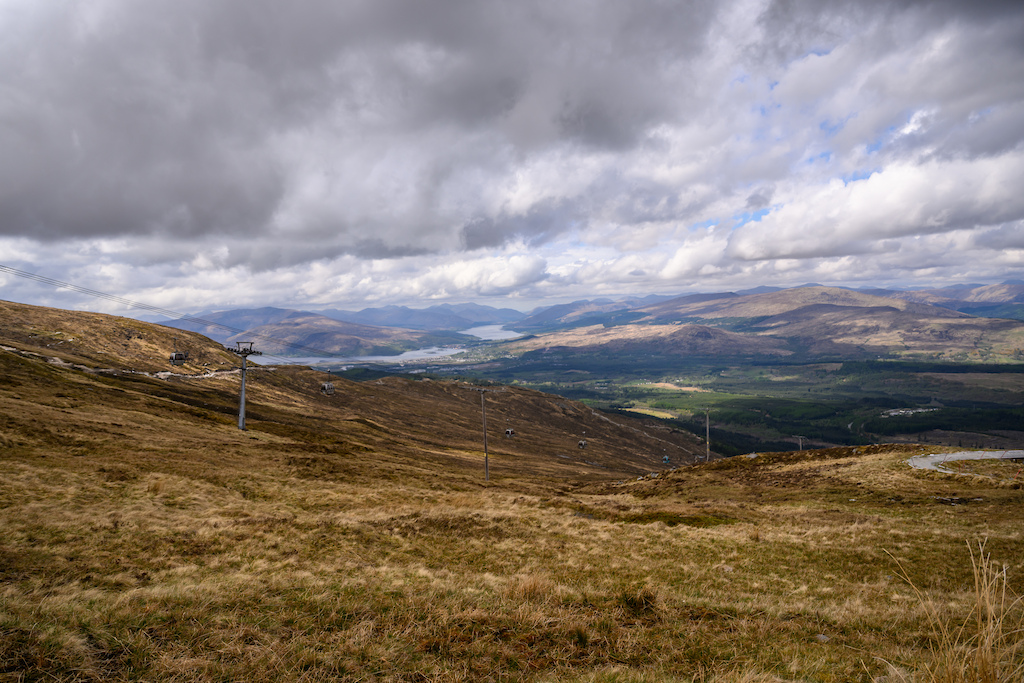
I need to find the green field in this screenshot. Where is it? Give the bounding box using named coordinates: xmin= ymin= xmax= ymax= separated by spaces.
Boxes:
xmin=353 ymin=353 xmax=1024 ymax=457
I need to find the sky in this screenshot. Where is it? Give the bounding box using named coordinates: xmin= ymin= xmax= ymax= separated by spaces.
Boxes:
xmin=1 ymin=0 xmax=1023 ymax=316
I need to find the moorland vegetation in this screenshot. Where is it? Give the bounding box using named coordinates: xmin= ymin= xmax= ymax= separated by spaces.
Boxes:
xmin=1 ymin=299 xmax=1023 ymax=682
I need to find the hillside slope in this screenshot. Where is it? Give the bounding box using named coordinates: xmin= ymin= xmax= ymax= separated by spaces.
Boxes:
xmin=0 ymin=300 xmax=703 ymax=480
xmin=865 ymin=282 xmax=1024 ymax=321
xmin=505 ymin=322 xmax=791 ymax=358
xmin=639 ymin=286 xmax=947 ymax=320
xmin=527 ymin=286 xmax=1024 ymax=360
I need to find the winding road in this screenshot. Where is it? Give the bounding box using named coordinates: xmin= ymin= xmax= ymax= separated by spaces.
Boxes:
xmin=907 ymin=450 xmax=1024 ymax=473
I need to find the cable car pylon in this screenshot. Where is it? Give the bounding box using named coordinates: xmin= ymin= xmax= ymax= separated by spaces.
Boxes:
xmin=227 ymin=342 xmax=261 ymax=430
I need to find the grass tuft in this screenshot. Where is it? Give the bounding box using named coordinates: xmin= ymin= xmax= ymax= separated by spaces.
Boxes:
xmin=887 ymin=540 xmax=1024 ymax=683
xmin=617 ymin=584 xmax=661 ymax=618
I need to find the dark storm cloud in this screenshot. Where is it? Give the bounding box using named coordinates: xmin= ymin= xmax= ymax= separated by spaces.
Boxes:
xmin=460 ymin=199 xmax=581 ymax=251
xmin=0 ymin=0 xmax=719 ymax=254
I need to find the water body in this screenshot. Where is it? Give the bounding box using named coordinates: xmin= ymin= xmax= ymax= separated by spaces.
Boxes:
xmin=460 ymin=324 xmax=523 ymax=340
xmin=249 ymin=325 xmax=521 ymax=366
xmin=250 ymin=346 xmax=465 ymax=366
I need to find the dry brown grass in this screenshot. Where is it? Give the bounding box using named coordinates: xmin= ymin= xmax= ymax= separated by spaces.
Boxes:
xmin=883 ymin=541 xmax=1024 ymax=683
xmin=2 ymin=303 xmax=1024 ymax=681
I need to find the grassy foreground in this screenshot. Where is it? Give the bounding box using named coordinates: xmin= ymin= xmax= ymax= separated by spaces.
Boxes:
xmin=3 ymin=435 xmax=1023 ymax=681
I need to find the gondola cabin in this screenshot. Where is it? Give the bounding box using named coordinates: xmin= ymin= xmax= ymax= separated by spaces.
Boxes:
xmin=169 ymin=351 xmax=188 ymax=366
xmin=505 ymin=428 xmax=515 ymax=438
xmin=578 ymin=439 xmax=587 ymax=449
xmin=320 ymin=382 xmax=335 ymax=396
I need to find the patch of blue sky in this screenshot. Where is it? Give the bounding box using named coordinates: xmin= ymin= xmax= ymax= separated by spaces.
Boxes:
xmin=968 ymin=107 xmax=993 ymax=123
xmin=689 ymin=218 xmax=720 ymax=232
xmin=729 ymin=70 xmax=750 ymax=86
xmin=732 ymin=208 xmax=771 ymax=228
xmin=865 ymin=125 xmax=897 ymax=153
xmin=842 ymin=169 xmax=877 ymax=185
xmin=819 ymin=119 xmax=845 ymax=137
xmin=803 ymin=150 xmax=832 ymax=165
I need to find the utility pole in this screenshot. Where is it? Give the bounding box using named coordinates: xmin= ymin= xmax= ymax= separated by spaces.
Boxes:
xmin=227 ymin=342 xmax=261 ymax=430
xmin=480 ymin=391 xmax=489 ymax=481
xmin=463 ymin=385 xmax=502 ymax=481
xmin=705 ymin=407 xmax=710 ymax=462
xmin=796 ymin=435 xmax=805 ymax=451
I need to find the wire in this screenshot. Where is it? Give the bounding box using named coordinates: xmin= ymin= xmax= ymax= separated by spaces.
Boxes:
xmin=0 ymin=263 xmax=364 ymax=366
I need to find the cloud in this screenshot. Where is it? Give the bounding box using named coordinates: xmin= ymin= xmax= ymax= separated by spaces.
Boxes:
xmin=727 ymin=150 xmax=1024 ymax=260
xmin=1 ymin=0 xmax=1022 ymax=310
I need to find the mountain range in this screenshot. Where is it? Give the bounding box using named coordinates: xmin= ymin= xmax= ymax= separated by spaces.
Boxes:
xmin=163 ymin=306 xmax=475 ymax=357
xmin=156 ymin=281 xmax=1024 ymax=361
xmin=510 ymin=281 xmax=1024 ymax=330
xmin=316 ymin=302 xmax=525 ymax=330
xmin=507 ymin=286 xmax=1024 ymax=361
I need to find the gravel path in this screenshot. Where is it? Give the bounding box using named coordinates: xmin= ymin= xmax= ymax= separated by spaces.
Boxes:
xmin=907 ymin=450 xmax=1024 ymax=473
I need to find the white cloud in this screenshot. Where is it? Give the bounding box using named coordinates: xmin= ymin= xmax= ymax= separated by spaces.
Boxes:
xmin=727 ymin=150 xmax=1024 ymax=261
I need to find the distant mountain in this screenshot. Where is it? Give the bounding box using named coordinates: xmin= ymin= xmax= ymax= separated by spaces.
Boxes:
xmin=315 ymin=303 xmax=525 ymax=330
xmin=507 ymin=286 xmax=1024 ymax=360
xmin=734 ymin=285 xmax=782 ymax=295
xmin=859 ymin=282 xmax=1024 ymax=321
xmin=637 ymin=286 xmax=942 ymax=321
xmin=225 ymin=311 xmax=472 ymax=357
xmin=512 ymin=295 xmax=673 ymax=331
xmin=158 ymin=284 xmax=1024 ymax=360
xmin=430 ymin=303 xmax=525 ymax=324
xmin=161 ymin=307 xmax=472 ymax=357
xmin=316 ymin=306 xmax=474 ymax=331
xmin=508 ymin=322 xmax=790 ymax=358
xmin=163 ymin=307 xmax=299 ymax=344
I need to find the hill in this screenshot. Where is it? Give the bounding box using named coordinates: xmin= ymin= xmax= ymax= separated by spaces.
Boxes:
xmin=520 ymin=286 xmax=1024 ymax=360
xmin=164 ymin=306 xmax=299 ymax=343
xmin=163 ymin=307 xmax=469 ymax=357
xmin=512 ymin=296 xmax=670 ymax=331
xmin=638 ymin=286 xmax=942 ymax=320
xmin=0 ymin=299 xmax=703 ymax=479
xmin=2 ymin=300 xmax=1023 ymax=681
xmin=316 ymin=302 xmax=526 ymax=331
xmin=863 ymin=282 xmax=1024 ymax=321
xmin=505 ymin=322 xmax=790 ymax=358
xmin=224 ymin=310 xmax=471 ymax=357
xmin=0 ymin=299 xmax=240 ymax=373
